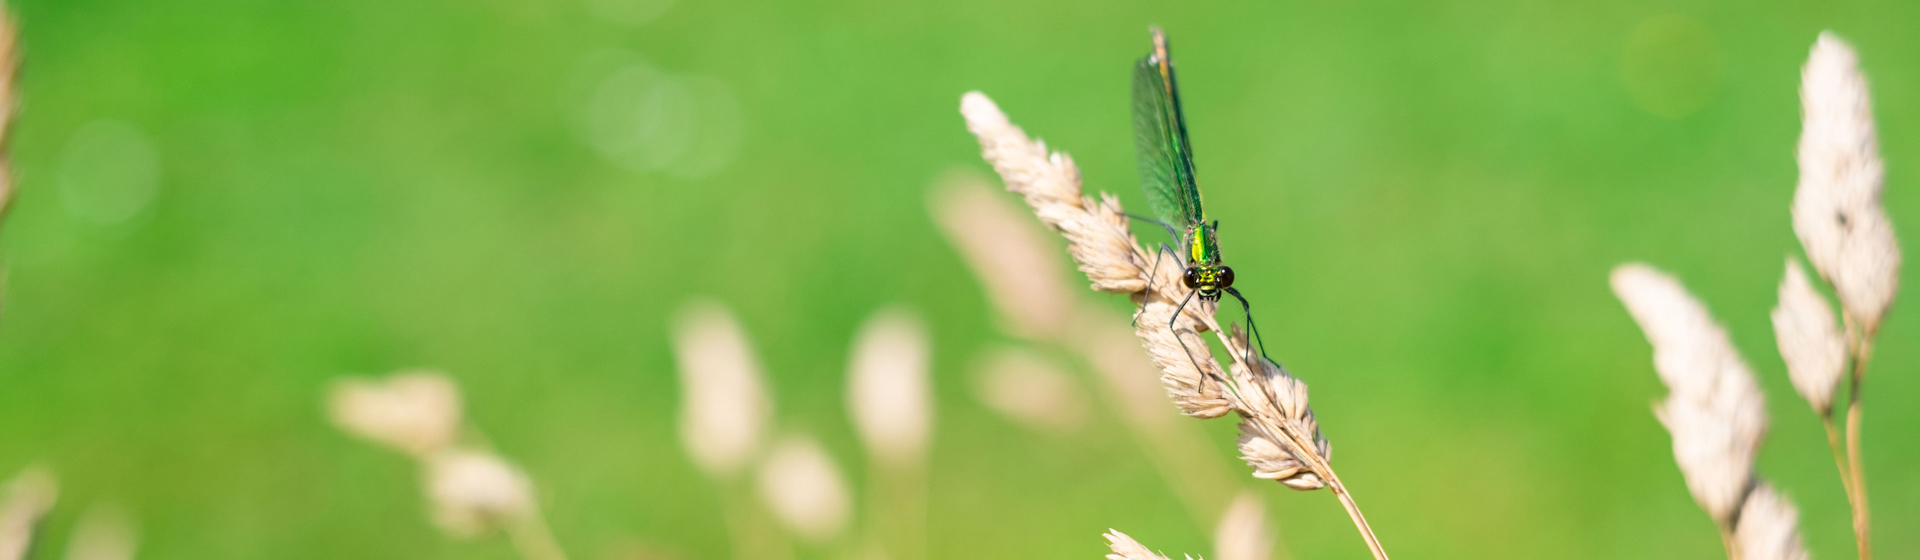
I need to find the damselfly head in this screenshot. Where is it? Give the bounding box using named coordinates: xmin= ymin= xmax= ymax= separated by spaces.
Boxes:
xmin=1183 ymin=265 xmax=1234 ymax=301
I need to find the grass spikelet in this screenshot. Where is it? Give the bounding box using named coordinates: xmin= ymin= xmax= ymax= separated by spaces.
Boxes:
xmin=1772 ymin=258 xmax=1845 ymax=415
xmin=1794 ymin=33 xmax=1898 ymax=332
xmin=1611 ymin=264 xmax=1765 ymax=529
xmin=1735 ymin=484 xmax=1810 ymax=560
xmin=1103 ymin=530 xmax=1184 ymax=560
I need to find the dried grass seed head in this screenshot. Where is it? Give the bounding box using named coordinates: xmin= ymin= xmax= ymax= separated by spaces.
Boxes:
xmin=972 ymin=346 xmax=1089 ymax=434
xmin=424 ymin=448 xmax=536 ymax=538
xmin=1733 ymin=484 xmax=1809 ymax=560
xmin=1655 ymin=395 xmax=1762 ymax=526
xmin=1213 ymin=493 xmax=1272 ymax=560
xmin=1794 ymin=31 xmax=1899 ymax=331
xmin=0 ymin=8 xmax=16 ymax=219
xmin=1227 ymin=330 xmax=1330 ymax=490
xmin=0 ymin=467 xmax=55 ymax=560
xmin=1103 ymin=530 xmax=1183 ymax=560
xmin=1134 ymin=294 xmax=1232 ymax=419
xmin=960 ymin=92 xmax=1147 ymax=294
xmin=1070 ymin=309 xmax=1184 ymax=430
xmin=64 ymin=504 xmax=138 ymax=560
xmin=757 ymin=436 xmax=853 ymax=543
xmin=847 ymin=306 xmax=934 ymax=466
xmin=1771 ymin=258 xmax=1846 ymax=414
xmin=673 ymin=300 xmax=773 ymax=478
xmin=931 ymin=171 xmax=1075 ymax=339
xmin=1611 ymin=264 xmax=1767 ymax=526
xmin=328 ymin=370 xmax=464 ymax=457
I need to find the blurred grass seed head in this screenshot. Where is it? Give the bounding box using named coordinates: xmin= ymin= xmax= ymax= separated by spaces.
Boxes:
xmin=673 ymin=300 xmax=773 ymax=479
xmin=846 ymin=306 xmax=933 ymax=466
xmin=756 ymin=436 xmax=852 ymax=543
xmin=329 ymin=371 xmax=465 ymax=458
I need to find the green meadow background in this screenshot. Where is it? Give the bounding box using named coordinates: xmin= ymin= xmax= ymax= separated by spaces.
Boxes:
xmin=1 ymin=0 xmax=1917 ymax=558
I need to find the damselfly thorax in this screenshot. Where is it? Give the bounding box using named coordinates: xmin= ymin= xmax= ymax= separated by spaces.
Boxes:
xmin=1180 ymin=222 xmax=1234 ymax=302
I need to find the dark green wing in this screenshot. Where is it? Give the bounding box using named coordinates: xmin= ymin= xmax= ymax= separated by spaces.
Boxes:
xmin=1131 ymin=29 xmax=1203 ymax=227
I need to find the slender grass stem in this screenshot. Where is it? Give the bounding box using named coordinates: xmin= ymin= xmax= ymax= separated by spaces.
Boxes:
xmin=1821 ymin=416 xmax=1853 ymax=502
xmin=1844 ymin=379 xmax=1869 ymax=560
xmin=721 ymin=479 xmax=791 ymax=560
xmin=1197 ymin=314 xmax=1388 ymax=560
xmin=1324 ymin=465 xmax=1388 ymax=560
xmin=1842 ymin=332 xmax=1872 ymax=560
xmin=506 ymin=511 xmax=570 ymax=560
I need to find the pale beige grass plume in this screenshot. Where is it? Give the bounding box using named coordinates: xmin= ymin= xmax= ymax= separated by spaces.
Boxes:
xmin=960 ymin=92 xmax=1385 ymax=560
xmin=0 ymin=3 xmax=20 ymax=316
xmin=1610 ymin=265 xmax=1808 ymax=560
xmin=930 ymin=173 xmax=1076 ymax=340
xmin=1787 ymin=32 xmax=1894 ymax=560
xmin=674 ymin=300 xmax=775 ymax=480
xmin=1103 ymin=530 xmax=1184 ymax=560
xmin=970 ymin=346 xmax=1090 ymax=434
xmin=328 ymin=370 xmax=570 ymax=560
xmin=0 ymin=3 xmax=17 ymax=224
xmin=670 ymin=300 xmax=791 ymax=560
xmin=330 ymin=371 xmax=463 ymax=458
xmin=62 ymin=504 xmax=138 ymax=560
xmin=846 ymin=307 xmax=934 ymax=468
xmin=1773 ymin=259 xmax=1845 ymax=416
xmin=1212 ymin=493 xmax=1272 ymax=560
xmin=846 ymin=306 xmax=933 ymax=560
xmin=756 ymin=436 xmax=854 ymax=543
xmin=0 ymin=467 xmax=54 ymax=560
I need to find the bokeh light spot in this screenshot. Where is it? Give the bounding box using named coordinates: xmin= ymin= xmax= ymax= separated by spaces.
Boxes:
xmin=57 ymin=120 xmax=162 ymax=225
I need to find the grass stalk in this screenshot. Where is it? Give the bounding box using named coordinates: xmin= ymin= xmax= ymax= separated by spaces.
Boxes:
xmin=506 ymin=511 xmax=570 ymax=560
xmin=1821 ymin=417 xmax=1852 ymax=501
xmin=1842 ymin=333 xmax=1871 ymax=560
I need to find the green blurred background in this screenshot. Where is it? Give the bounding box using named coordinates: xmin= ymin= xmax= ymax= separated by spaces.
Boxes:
xmin=0 ymin=0 xmax=1916 ymax=558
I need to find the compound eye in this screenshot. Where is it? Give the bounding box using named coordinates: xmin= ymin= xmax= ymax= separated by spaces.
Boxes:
xmin=1182 ymin=267 xmax=1200 ymax=289
xmin=1219 ymin=266 xmax=1235 ymax=288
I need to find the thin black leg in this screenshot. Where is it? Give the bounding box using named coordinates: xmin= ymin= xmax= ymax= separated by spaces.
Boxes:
xmin=1134 ymin=242 xmax=1182 ymax=326
xmin=1122 ymin=211 xmax=1189 ymax=326
xmin=1224 ymin=286 xmax=1269 ymax=367
xmin=1123 ymin=212 xmax=1183 ymax=241
xmin=1166 ymin=287 xmax=1219 ymax=385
